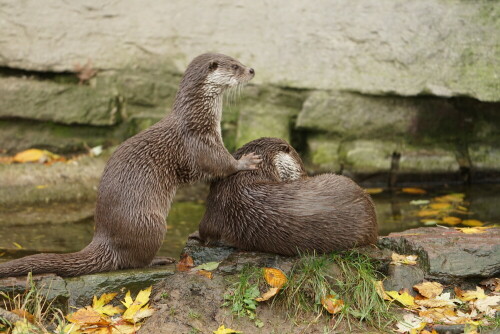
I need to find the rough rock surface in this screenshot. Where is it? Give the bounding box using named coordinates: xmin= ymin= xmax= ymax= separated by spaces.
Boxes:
xmin=0 ymin=0 xmax=498 ymax=101
xmin=379 ymin=227 xmax=500 ymax=281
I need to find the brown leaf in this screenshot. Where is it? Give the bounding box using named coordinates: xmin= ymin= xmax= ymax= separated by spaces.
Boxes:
xmin=255 ymin=287 xmax=280 ymax=302
xmin=364 ymin=188 xmax=383 ymax=194
xmin=321 ymin=295 xmax=344 ymax=314
xmin=10 ymin=309 xmax=35 ymax=323
xmin=413 ymin=281 xmax=444 ymax=299
xmin=67 ymin=306 xmax=110 ymax=326
xmin=391 ymin=253 xmax=418 ymax=266
xmin=480 ymin=277 xmax=500 ymax=292
xmin=455 ymin=286 xmax=486 ymax=302
xmin=196 ymin=269 xmax=213 ymax=279
xmin=176 ymin=254 xmax=194 ymax=272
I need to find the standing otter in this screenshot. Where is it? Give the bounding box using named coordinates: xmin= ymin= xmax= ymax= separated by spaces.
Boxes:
xmin=0 ymin=53 xmax=261 ymax=277
xmin=198 ymin=137 xmax=377 ymax=256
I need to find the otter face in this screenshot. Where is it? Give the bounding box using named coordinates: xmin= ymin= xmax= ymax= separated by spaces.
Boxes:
xmin=205 ymin=55 xmax=255 ymax=89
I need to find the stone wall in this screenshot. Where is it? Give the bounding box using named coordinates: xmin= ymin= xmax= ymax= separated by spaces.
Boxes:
xmin=0 ymin=0 xmax=499 ymax=184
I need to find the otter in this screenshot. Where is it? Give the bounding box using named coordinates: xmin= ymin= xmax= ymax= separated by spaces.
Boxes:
xmin=198 ymin=137 xmax=378 ymax=256
xmin=0 ymin=53 xmax=261 ymax=277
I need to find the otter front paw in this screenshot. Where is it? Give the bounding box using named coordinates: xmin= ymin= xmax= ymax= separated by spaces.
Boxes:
xmin=237 ymin=152 xmax=262 ymax=171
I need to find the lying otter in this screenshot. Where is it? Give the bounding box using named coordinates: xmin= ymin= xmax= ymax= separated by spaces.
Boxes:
xmin=0 ymin=53 xmax=261 ymax=277
xmin=198 ymin=137 xmax=378 ymax=256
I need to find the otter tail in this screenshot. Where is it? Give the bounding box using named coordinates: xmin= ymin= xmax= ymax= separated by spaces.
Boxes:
xmin=0 ymin=240 xmax=117 ymax=277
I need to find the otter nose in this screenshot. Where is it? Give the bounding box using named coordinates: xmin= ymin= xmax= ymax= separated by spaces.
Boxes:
xmin=249 ymin=68 xmax=255 ymax=75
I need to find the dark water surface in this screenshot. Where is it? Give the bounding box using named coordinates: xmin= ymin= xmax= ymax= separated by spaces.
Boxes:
xmin=0 ymin=185 xmax=498 ymax=261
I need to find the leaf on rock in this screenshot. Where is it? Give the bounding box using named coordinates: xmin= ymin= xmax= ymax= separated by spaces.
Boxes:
xmin=213 ymin=325 xmax=243 ymax=334
xmin=193 ymin=261 xmax=220 ymax=271
xmin=196 ymin=269 xmax=214 ymax=279
xmin=262 ymin=268 xmax=287 ymax=288
xmin=391 ymin=253 xmax=418 ymax=266
xmin=320 ymin=295 xmax=344 ymax=314
xmin=455 ymin=227 xmax=491 ymax=234
xmin=402 ymin=188 xmax=427 ymax=194
xmin=386 ymin=290 xmax=415 ymax=307
xmin=176 ymin=254 xmax=194 ymax=272
xmin=413 ymin=281 xmax=444 ymax=299
xmin=255 ymin=287 xmax=280 ymax=302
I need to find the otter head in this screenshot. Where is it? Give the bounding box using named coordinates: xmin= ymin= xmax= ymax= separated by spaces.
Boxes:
xmin=179 ymin=53 xmax=255 ymax=97
xmin=233 ymin=137 xmax=306 ymax=182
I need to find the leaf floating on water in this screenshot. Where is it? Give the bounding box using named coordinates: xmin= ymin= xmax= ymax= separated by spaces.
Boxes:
xmin=441 ymin=216 xmax=462 ymax=226
xmin=410 ymin=199 xmax=430 ymax=206
xmin=417 ymin=210 xmax=441 ymax=217
xmin=213 ymin=325 xmax=243 ymax=334
xmin=402 ymin=187 xmax=427 ymax=194
xmin=391 ymin=253 xmax=418 ymax=266
xmin=364 ymin=188 xmax=384 ymax=194
xmin=429 ymin=203 xmax=452 ymax=210
xmin=262 ymin=268 xmax=287 ymax=288
xmin=434 ymin=193 xmax=465 ymax=203
xmin=461 ymin=219 xmax=484 ymax=227
xmin=413 ymin=281 xmax=444 ymax=299
xmin=321 ymin=294 xmax=344 ymax=314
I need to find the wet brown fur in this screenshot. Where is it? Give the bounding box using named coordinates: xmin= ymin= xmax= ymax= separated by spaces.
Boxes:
xmin=199 ymin=137 xmax=378 ymax=256
xmin=0 ymin=53 xmax=260 ymax=277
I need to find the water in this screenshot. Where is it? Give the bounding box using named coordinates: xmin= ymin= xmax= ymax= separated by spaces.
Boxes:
xmin=0 ymin=185 xmax=498 ymax=261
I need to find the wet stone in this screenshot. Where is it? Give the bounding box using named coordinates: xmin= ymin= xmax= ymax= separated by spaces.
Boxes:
xmin=383 ymin=265 xmax=425 ymax=296
xmin=378 ymin=227 xmax=500 ymax=281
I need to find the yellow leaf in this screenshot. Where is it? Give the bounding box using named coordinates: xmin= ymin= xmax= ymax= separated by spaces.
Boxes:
xmin=417 ymin=210 xmax=441 ymax=217
xmin=196 ymin=269 xmax=213 ymax=279
xmin=461 ymin=219 xmax=484 ymax=227
xmin=213 ymin=325 xmax=243 ymax=334
xmin=434 ymin=193 xmax=465 ymax=203
xmin=415 ymin=298 xmax=456 ymax=308
xmin=364 ymin=188 xmax=383 ymax=194
xmin=413 ymin=281 xmax=444 ymax=299
xmin=402 ymin=188 xmax=427 ymax=194
xmin=455 ymin=227 xmax=491 ymax=234
xmin=386 ymin=290 xmax=415 ymax=307
xmin=262 ymin=268 xmax=287 ymax=288
xmin=13 ymin=242 xmax=23 ymax=249
xmin=455 ymin=286 xmax=487 ymax=302
xmin=320 ymin=295 xmax=344 ymax=314
xmin=67 ymin=306 xmax=109 ymax=326
xmin=429 ymin=203 xmax=452 ymax=210
xmin=60 ymin=323 xmax=82 ymax=334
xmin=35 ymin=184 xmax=49 ymax=189
xmin=255 ymin=287 xmax=280 ymax=302
xmin=121 ymin=287 xmax=154 ymax=323
xmin=13 ymin=149 xmax=61 ymax=163
xmin=441 ymin=216 xmax=462 ymax=226
xmin=12 ymin=319 xmax=39 ymax=334
xmin=391 ymin=253 xmax=418 ymax=266
xmin=92 ymin=293 xmax=122 ymax=316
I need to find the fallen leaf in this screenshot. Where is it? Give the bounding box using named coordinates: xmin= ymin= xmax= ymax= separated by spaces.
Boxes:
xmin=429 ymin=203 xmax=452 ymax=210
xmin=193 ymin=261 xmax=220 ymax=271
xmin=67 ymin=306 xmax=109 ymax=326
xmin=92 ymin=292 xmax=123 ymax=316
xmin=320 ymin=295 xmax=344 ymax=314
xmin=417 ymin=210 xmax=441 ymax=217
xmin=473 ymin=295 xmax=500 ymax=316
xmin=395 ymin=313 xmax=425 ymax=333
xmin=441 ymin=216 xmax=462 ymax=226
xmin=122 ymin=286 xmax=154 ymax=323
xmin=196 ymin=269 xmax=213 ymax=279
xmin=419 ymin=307 xmax=456 ymax=322
xmin=262 ymin=268 xmax=287 ymax=288
xmin=35 ymin=185 xmax=49 ymax=189
xmin=13 ymin=149 xmax=61 ymax=164
xmin=365 ymin=188 xmax=383 ymax=194
xmin=480 ymin=277 xmax=500 ymax=292
xmin=176 ymin=254 xmax=194 ymax=272
xmin=374 ymin=280 xmax=391 ymax=300
xmin=10 ymin=309 xmax=35 ymax=323
xmin=461 ymin=219 xmax=484 ymax=227
xmin=434 ymin=193 xmax=465 ymax=203
xmin=402 ymin=188 xmax=427 ymax=194
xmin=255 ymin=287 xmax=280 ymax=302
xmin=410 ymin=199 xmax=430 ymax=206
xmin=0 ymin=156 xmax=14 ymax=164
xmin=12 ymin=319 xmax=40 ymax=334
xmin=413 ymin=281 xmax=444 ymax=299
xmin=455 ymin=227 xmax=491 ymax=234
xmin=386 ymin=290 xmax=415 ymax=307
xmin=391 ymin=253 xmax=418 ymax=266
xmin=13 ymin=242 xmax=23 ymax=249
xmin=455 ymin=286 xmax=486 ymax=302
xmin=421 ymin=219 xmax=440 ymax=226
xmin=415 ymin=298 xmax=456 ymax=308
xmin=213 ymin=325 xmax=242 ymax=334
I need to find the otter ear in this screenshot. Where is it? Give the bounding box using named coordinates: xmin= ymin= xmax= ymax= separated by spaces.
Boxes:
xmin=208 ymin=61 xmax=218 ymax=71
xmin=279 ymin=144 xmax=291 ymax=153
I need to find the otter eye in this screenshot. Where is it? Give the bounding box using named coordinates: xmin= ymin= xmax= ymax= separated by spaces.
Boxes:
xmin=208 ymin=61 xmax=218 ymax=71
xmin=232 ymin=64 xmax=239 ymax=70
